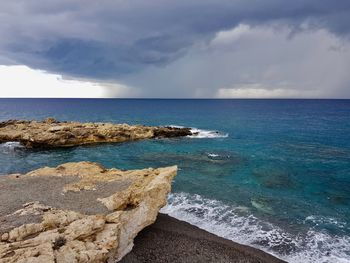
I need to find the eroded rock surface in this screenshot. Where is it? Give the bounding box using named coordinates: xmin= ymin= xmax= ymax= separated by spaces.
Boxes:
xmin=0 ymin=162 xmax=177 ymax=263
xmin=0 ymin=118 xmax=192 ymax=148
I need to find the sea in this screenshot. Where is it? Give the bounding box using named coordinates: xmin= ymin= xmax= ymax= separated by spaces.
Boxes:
xmin=0 ymin=99 xmax=349 ymax=263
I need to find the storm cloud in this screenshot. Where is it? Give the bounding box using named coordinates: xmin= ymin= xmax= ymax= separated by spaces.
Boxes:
xmin=0 ymin=0 xmax=350 ymax=97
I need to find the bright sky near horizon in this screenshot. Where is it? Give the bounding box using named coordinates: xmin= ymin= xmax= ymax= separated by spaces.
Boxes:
xmin=0 ymin=1 xmax=350 ymax=98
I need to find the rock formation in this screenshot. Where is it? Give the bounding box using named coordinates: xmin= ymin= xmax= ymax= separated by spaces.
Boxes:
xmin=0 ymin=162 xmax=177 ymax=263
xmin=0 ymin=118 xmax=192 ymax=148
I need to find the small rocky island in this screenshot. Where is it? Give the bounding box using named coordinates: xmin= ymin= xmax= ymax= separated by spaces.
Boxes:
xmin=0 ymin=118 xmax=193 ymax=148
xmin=0 ymin=162 xmax=177 ymax=263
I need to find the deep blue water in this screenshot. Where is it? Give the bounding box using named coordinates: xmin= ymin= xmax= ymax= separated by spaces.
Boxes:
xmin=0 ymin=99 xmax=349 ymax=262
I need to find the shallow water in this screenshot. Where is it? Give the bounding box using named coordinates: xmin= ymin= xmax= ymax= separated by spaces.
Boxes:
xmin=0 ymin=99 xmax=349 ymax=262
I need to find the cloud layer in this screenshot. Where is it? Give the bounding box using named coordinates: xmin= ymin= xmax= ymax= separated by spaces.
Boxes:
xmin=0 ymin=0 xmax=350 ymax=97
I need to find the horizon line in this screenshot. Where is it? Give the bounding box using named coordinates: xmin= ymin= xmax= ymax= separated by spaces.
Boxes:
xmin=0 ymin=97 xmax=349 ymax=100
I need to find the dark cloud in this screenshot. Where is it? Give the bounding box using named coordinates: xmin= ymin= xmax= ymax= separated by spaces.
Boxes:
xmin=0 ymin=0 xmax=350 ymax=79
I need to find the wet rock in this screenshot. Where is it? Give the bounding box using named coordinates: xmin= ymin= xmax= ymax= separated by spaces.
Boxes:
xmin=153 ymin=126 xmax=192 ymax=138
xmin=0 ymin=162 xmax=177 ymax=262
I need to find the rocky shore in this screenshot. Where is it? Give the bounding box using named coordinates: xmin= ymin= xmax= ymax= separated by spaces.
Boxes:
xmin=0 ymin=120 xmax=287 ymax=263
xmin=0 ymin=118 xmax=192 ymax=148
xmin=0 ymin=162 xmax=177 ymax=262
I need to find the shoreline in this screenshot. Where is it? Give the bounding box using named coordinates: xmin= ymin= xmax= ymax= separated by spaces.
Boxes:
xmin=121 ymin=213 xmax=286 ymax=263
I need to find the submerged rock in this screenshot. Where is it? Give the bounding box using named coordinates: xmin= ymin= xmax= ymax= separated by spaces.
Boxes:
xmin=0 ymin=162 xmax=177 ymax=262
xmin=252 ymin=167 xmax=295 ymax=189
xmin=0 ymin=118 xmax=192 ymax=148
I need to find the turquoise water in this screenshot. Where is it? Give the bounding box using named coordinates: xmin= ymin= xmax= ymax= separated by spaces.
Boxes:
xmin=0 ymin=99 xmax=349 ymax=262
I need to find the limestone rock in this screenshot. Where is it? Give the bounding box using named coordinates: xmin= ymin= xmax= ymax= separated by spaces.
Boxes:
xmin=0 ymin=118 xmax=192 ymax=148
xmin=0 ymin=162 xmax=177 ymax=263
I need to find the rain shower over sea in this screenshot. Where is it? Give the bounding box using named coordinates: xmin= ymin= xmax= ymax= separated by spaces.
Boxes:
xmin=0 ymin=99 xmax=349 ymax=263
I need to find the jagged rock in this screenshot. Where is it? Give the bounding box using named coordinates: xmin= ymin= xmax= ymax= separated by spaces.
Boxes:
xmin=0 ymin=162 xmax=177 ymax=263
xmin=0 ymin=118 xmax=192 ymax=148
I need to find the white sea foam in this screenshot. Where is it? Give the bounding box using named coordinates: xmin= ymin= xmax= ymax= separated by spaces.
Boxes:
xmin=188 ymin=128 xmax=228 ymax=138
xmin=161 ymin=192 xmax=350 ymax=263
xmin=207 ymin=153 xmax=219 ymax=157
xmin=167 ymin=125 xmax=229 ymax=139
xmin=0 ymin=142 xmax=24 ymax=151
xmin=305 ymin=215 xmax=348 ymax=229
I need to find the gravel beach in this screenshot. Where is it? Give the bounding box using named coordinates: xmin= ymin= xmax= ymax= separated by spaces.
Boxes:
xmin=121 ymin=213 xmax=286 ymax=263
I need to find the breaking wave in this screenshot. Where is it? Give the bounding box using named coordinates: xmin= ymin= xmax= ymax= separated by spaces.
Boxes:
xmin=188 ymin=127 xmax=228 ymax=138
xmin=168 ymin=125 xmax=228 ymax=138
xmin=161 ymin=192 xmax=350 ymax=263
xmin=0 ymin=142 xmax=24 ymax=151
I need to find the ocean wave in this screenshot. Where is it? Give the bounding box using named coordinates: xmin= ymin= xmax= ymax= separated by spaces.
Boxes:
xmin=167 ymin=125 xmax=228 ymax=139
xmin=161 ymin=192 xmax=350 ymax=263
xmin=305 ymin=215 xmax=348 ymax=230
xmin=0 ymin=142 xmax=24 ymax=151
xmin=206 ymin=152 xmax=233 ymax=161
xmin=188 ymin=128 xmax=228 ymax=138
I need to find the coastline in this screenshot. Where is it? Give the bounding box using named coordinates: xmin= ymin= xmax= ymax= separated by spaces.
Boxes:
xmin=121 ymin=213 xmax=286 ymax=263
xmin=1 ymin=101 xmax=349 ymax=263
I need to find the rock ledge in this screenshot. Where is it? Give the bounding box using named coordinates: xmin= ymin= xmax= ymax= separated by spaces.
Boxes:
xmin=0 ymin=162 xmax=177 ymax=263
xmin=0 ymin=118 xmax=192 ymax=148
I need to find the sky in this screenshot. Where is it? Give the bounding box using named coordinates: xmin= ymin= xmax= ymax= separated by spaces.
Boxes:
xmin=0 ymin=0 xmax=350 ymax=98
